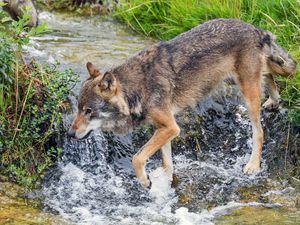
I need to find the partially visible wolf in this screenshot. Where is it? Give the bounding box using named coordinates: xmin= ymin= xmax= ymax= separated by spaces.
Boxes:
xmin=3 ymin=0 xmax=38 ymax=27
xmin=68 ymin=19 xmax=296 ymax=188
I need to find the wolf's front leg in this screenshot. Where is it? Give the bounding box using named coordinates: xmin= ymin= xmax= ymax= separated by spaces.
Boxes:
xmin=238 ymin=73 xmax=264 ymax=174
xmin=132 ymin=109 xmax=180 ymax=188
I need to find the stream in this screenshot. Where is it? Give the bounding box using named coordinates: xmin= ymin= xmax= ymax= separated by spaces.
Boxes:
xmin=23 ymin=11 xmax=300 ymax=225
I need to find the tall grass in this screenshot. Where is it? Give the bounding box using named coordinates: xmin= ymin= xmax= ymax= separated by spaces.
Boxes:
xmin=115 ymin=0 xmax=300 ymax=125
xmin=115 ymin=0 xmax=300 ymax=42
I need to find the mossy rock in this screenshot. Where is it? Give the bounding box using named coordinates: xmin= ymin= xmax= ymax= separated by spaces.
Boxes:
xmin=0 ymin=181 xmax=66 ymax=224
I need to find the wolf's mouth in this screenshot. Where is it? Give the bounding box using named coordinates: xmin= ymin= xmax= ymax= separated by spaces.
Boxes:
xmin=72 ymin=130 xmax=93 ymax=141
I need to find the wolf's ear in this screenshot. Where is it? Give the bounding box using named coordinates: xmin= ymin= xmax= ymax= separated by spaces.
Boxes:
xmin=99 ymin=72 xmax=117 ymax=93
xmin=86 ymin=62 xmax=102 ymax=79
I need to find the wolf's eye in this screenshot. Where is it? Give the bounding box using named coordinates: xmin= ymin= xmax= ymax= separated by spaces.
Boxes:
xmin=85 ymin=108 xmax=92 ymax=115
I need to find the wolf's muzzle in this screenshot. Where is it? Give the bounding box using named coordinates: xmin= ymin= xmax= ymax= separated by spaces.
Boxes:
xmin=67 ymin=129 xmax=76 ymax=138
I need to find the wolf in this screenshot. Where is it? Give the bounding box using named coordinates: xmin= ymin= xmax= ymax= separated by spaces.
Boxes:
xmin=68 ymin=19 xmax=297 ymax=188
xmin=3 ymin=0 xmax=38 ymax=27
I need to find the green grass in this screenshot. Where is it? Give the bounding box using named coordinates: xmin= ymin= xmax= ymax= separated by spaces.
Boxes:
xmin=115 ymin=0 xmax=300 ymax=125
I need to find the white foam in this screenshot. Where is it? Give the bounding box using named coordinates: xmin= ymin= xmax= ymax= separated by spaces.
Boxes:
xmin=175 ymin=207 xmax=214 ymax=225
xmin=149 ymin=167 xmax=174 ymax=205
xmin=43 ymin=157 xmax=274 ymax=225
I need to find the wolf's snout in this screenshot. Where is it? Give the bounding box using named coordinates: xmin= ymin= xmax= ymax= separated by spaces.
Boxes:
xmin=67 ymin=129 xmax=76 ymax=138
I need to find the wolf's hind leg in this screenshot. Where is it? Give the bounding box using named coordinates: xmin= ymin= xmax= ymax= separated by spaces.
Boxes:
xmin=263 ymin=74 xmax=280 ymax=110
xmin=161 ymin=141 xmax=173 ymax=181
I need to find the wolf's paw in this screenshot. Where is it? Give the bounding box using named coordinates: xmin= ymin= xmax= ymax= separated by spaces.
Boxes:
xmin=243 ymin=161 xmax=260 ymax=174
xmin=263 ymin=98 xmax=279 ymax=110
xmin=138 ymin=175 xmax=152 ymax=189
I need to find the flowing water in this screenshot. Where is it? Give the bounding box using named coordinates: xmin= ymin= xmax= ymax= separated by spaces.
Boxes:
xmin=25 ymin=11 xmax=300 ymax=225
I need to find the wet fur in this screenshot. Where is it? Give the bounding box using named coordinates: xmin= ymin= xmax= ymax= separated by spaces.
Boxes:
xmin=69 ymin=19 xmax=297 ymax=188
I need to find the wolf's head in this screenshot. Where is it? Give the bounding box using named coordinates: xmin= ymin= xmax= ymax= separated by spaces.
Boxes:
xmin=68 ymin=62 xmax=131 ymax=140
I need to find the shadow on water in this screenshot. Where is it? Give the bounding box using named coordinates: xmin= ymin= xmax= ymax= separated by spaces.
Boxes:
xmin=27 ymin=12 xmax=300 ymax=225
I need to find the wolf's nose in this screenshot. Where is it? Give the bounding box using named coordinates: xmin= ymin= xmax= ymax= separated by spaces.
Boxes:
xmin=67 ymin=129 xmax=76 ymax=138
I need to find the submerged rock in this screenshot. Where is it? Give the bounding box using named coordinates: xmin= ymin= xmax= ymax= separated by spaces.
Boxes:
xmin=215 ymin=206 xmax=300 ymax=225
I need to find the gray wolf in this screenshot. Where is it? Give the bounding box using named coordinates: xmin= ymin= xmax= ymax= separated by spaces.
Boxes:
xmin=3 ymin=0 xmax=38 ymax=27
xmin=68 ymin=19 xmax=297 ymax=188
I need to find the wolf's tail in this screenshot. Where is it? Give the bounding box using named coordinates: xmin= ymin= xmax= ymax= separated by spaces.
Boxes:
xmin=259 ymin=30 xmax=297 ymax=78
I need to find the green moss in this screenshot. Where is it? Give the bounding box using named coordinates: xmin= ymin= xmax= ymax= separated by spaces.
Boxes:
xmin=216 ymin=206 xmax=300 ymax=225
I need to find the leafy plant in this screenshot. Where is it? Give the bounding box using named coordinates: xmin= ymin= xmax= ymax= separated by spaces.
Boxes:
xmin=0 ymin=7 xmax=79 ymax=186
